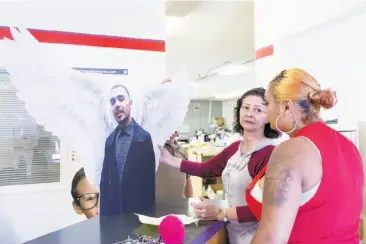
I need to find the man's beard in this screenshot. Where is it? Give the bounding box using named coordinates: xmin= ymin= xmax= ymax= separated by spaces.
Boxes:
xmin=117 ymin=113 xmax=130 ymax=126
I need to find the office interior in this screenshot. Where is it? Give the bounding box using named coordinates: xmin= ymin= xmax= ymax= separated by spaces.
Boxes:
xmin=1 ymin=0 xmax=366 ymax=243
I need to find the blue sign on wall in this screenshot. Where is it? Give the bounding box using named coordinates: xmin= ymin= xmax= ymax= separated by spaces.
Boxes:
xmin=0 ymin=68 xmax=128 ymax=75
xmin=73 ymin=68 xmax=128 ymax=75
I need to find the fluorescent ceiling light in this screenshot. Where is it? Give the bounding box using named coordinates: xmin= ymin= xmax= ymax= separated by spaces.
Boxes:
xmin=215 ymin=91 xmax=243 ymax=100
xmin=166 ymin=16 xmax=184 ymax=33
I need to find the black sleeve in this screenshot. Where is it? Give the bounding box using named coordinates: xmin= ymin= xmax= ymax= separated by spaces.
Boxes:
xmin=144 ymin=133 xmax=156 ymax=195
xmin=146 ymin=134 xmax=156 ymax=172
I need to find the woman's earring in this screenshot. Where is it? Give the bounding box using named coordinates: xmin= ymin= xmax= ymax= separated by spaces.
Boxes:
xmin=275 ymin=113 xmax=297 ymax=134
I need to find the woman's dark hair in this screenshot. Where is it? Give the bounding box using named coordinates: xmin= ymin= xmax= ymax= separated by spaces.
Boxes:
xmin=71 ymin=167 xmax=86 ymax=200
xmin=233 ymin=87 xmax=280 ymax=139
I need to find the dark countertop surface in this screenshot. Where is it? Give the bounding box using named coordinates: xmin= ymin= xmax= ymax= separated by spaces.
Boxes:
xmin=24 ymin=197 xmax=227 ymax=244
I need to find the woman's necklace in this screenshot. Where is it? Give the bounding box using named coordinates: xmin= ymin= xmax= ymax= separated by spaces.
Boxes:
xmin=240 ymin=138 xmax=266 ymax=156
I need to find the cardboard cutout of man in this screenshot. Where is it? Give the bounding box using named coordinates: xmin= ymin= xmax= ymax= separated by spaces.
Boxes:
xmin=99 ymin=85 xmax=155 ymax=216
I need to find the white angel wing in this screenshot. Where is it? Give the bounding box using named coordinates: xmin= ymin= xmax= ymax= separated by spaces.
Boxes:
xmin=138 ymin=70 xmax=191 ymax=171
xmin=1 ymin=27 xmax=114 ymax=185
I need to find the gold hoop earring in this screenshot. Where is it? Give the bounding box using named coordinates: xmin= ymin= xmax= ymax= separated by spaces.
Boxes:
xmin=275 ymin=113 xmax=297 ymax=134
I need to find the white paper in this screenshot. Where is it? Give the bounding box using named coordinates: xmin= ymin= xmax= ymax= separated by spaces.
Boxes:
xmin=134 ymin=214 xmax=199 ymax=226
xmin=188 ymin=197 xmax=203 ymax=204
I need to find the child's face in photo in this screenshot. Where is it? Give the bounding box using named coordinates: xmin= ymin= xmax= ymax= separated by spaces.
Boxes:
xmin=72 ymin=178 xmax=99 ymax=219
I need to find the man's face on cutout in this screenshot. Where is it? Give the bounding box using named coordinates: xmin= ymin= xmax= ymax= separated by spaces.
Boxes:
xmin=72 ymin=178 xmax=99 ymax=219
xmin=110 ymin=86 xmax=132 ymax=124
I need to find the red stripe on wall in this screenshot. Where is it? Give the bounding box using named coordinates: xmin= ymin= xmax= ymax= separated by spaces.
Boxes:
xmin=256 ymin=45 xmax=273 ymax=60
xmin=0 ymin=26 xmax=165 ymax=52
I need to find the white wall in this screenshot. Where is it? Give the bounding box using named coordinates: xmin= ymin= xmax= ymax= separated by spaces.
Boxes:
xmin=254 ymin=0 xmax=366 ymax=130
xmin=254 ymin=0 xmax=366 ymax=98
xmin=255 ymin=0 xmax=366 ymax=208
xmin=255 ymin=0 xmax=366 ymax=49
xmin=269 ymin=11 xmax=366 ymax=130
xmin=0 ymin=1 xmax=165 ymax=242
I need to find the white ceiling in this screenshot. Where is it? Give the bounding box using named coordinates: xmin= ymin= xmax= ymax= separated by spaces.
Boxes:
xmin=165 ymin=0 xmax=255 ymax=100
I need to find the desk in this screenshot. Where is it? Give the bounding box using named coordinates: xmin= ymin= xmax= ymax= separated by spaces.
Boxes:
xmin=25 ymin=198 xmax=228 ymax=244
xmin=187 ymin=146 xmax=225 ymax=197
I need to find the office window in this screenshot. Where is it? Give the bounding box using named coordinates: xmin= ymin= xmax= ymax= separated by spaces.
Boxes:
xmin=0 ymin=70 xmax=60 ymax=186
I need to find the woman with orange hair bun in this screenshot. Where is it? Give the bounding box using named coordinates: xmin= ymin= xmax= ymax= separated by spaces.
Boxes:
xmin=247 ymin=68 xmax=364 ymax=244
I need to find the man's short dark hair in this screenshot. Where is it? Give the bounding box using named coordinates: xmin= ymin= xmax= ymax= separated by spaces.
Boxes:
xmin=71 ymin=167 xmax=85 ymax=200
xmin=110 ymin=84 xmax=130 ymax=99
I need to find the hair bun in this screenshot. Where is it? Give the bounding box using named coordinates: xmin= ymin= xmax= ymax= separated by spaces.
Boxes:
xmin=308 ymin=89 xmax=337 ymax=109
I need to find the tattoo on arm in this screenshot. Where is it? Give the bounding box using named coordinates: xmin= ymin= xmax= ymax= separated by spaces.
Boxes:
xmin=252 ymin=141 xmax=305 ymax=244
xmin=264 ymin=154 xmax=297 ymax=206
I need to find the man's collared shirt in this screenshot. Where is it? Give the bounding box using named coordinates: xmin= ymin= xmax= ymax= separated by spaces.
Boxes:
xmin=115 ymin=120 xmax=135 ymax=176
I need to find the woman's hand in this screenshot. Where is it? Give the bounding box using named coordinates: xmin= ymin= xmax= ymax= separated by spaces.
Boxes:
xmin=158 ymin=145 xmax=182 ymax=169
xmin=191 ymin=197 xmax=221 ymax=221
